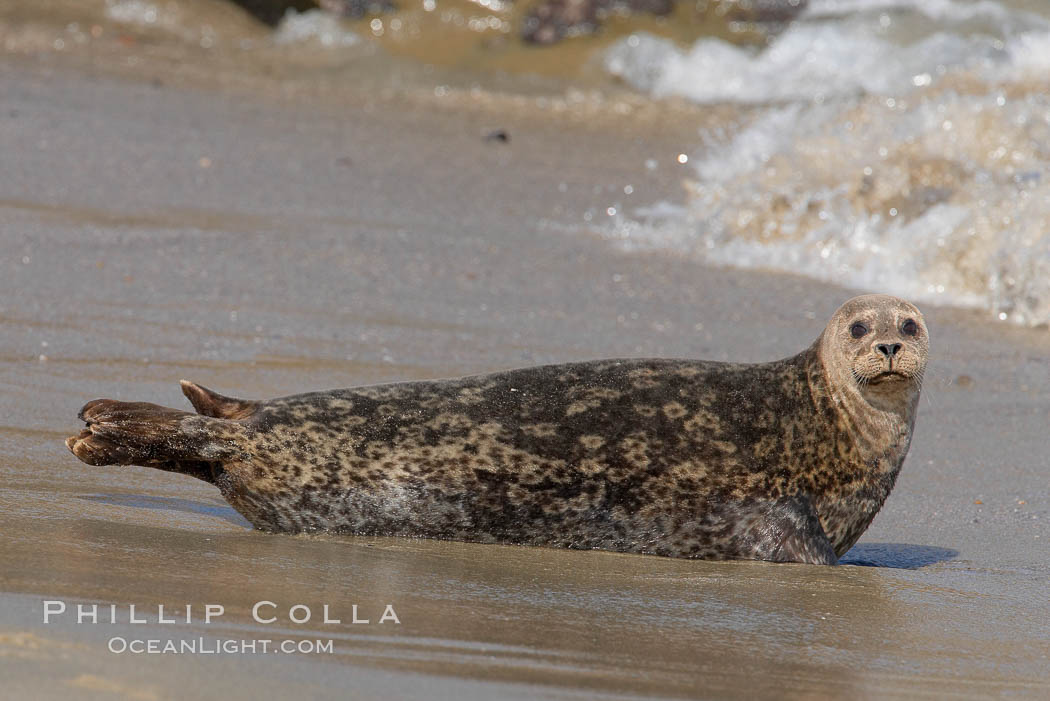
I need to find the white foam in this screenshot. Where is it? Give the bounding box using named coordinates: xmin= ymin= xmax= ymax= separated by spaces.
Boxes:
xmin=604 ymin=87 xmax=1050 ymax=324
xmin=105 ymin=0 xmax=164 ymax=26
xmin=601 ymin=0 xmax=1050 ymax=326
xmin=1004 ymin=30 xmax=1050 ymax=71
xmin=606 ymin=24 xmax=998 ymax=104
xmin=807 ymin=0 xmax=1044 ymax=25
xmin=274 ymin=9 xmax=359 ymax=48
xmin=104 ymin=0 xmax=195 ymax=40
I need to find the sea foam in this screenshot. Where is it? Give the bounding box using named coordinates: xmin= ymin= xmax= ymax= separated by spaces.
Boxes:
xmin=603 ymin=0 xmax=1050 ymax=326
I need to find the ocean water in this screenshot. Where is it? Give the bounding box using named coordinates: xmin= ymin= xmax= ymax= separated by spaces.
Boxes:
xmin=15 ymin=0 xmax=1050 ymax=324
xmin=604 ymin=0 xmax=1050 ymax=326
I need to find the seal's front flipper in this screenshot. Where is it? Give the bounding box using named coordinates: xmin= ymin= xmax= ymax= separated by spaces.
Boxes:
xmin=743 ymin=495 xmax=838 ymax=565
xmin=66 ymin=399 xmax=243 ymax=484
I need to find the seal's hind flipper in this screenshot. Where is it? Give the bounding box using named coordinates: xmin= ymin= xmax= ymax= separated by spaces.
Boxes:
xmin=743 ymin=495 xmax=838 ymax=565
xmin=67 ymin=398 xmax=243 ymax=484
xmin=180 ymin=381 xmax=257 ymax=420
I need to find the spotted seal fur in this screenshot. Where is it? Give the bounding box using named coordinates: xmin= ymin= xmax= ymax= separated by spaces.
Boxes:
xmin=67 ymin=294 xmax=927 ymax=564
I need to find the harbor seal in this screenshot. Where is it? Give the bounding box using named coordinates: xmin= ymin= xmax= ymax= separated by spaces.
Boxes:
xmin=66 ymin=294 xmax=927 ymax=564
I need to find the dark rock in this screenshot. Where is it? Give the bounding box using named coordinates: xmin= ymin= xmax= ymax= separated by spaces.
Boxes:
xmin=521 ymin=0 xmax=805 ymax=46
xmin=227 ymin=0 xmax=316 ymax=26
xmin=318 ymin=0 xmax=397 ymax=17
xmin=722 ymin=0 xmax=808 ymax=23
xmin=226 ymin=0 xmax=396 ymax=24
xmin=522 ymin=0 xmax=672 ymax=45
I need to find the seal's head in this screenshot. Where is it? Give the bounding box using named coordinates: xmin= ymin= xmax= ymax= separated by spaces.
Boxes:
xmin=819 ymin=294 xmax=928 ymax=413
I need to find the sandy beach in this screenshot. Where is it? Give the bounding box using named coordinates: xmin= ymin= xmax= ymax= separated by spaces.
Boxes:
xmin=2 ymin=7 xmax=1050 ymax=697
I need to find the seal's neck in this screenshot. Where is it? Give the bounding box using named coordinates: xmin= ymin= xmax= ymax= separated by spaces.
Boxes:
xmin=797 ymin=335 xmax=923 ymax=558
xmin=803 ymin=342 xmax=920 ymax=459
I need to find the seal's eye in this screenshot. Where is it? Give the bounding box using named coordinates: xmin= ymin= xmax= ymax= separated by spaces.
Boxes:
xmin=850 ymin=322 xmax=869 ymax=339
xmin=901 ymin=319 xmax=918 ymax=336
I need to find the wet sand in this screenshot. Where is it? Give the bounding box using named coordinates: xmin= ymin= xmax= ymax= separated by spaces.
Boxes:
xmin=2 ymin=49 xmax=1050 ymax=699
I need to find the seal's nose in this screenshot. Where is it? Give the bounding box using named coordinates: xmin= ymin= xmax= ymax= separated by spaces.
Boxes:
xmin=876 ymin=343 xmax=902 ymax=357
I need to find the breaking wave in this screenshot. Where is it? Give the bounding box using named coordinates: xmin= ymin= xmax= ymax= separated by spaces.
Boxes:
xmin=604 ymin=0 xmax=1050 ymax=326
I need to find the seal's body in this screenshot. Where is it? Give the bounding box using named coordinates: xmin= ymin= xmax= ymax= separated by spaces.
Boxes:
xmin=68 ymin=295 xmax=927 ymax=564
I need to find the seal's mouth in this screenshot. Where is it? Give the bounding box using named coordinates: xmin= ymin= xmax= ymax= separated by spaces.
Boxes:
xmin=868 ymin=371 xmax=910 ymax=384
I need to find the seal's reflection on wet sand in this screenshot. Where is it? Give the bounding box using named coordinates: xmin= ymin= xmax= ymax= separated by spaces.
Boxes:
xmin=79 ymin=494 xmax=253 ymax=527
xmin=840 ymin=543 xmax=958 ymax=569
